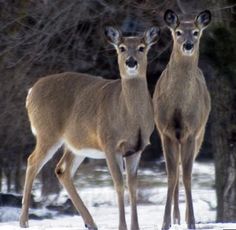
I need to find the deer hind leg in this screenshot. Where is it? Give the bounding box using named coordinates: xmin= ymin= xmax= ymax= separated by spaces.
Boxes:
xmin=173 ymin=163 xmax=180 ymax=225
xmin=195 ymin=129 xmax=205 ymax=157
xmin=20 ymin=136 xmax=63 ymax=228
xmin=181 ymin=137 xmax=196 ymax=229
xmin=125 ymin=151 xmax=141 ymax=230
xmin=106 ymin=152 xmax=127 ymax=230
xmin=161 ymin=135 xmax=180 ymax=230
xmin=55 ymin=149 xmax=97 ymax=230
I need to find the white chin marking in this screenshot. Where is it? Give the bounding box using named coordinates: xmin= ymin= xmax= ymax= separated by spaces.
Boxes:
xmin=183 ymin=49 xmax=194 ymax=56
xmin=127 ymin=67 xmax=138 ymax=76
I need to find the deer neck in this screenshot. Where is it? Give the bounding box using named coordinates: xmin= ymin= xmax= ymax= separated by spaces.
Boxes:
xmin=165 ymin=43 xmax=200 ymax=100
xmin=121 ymin=77 xmax=150 ymax=116
xmin=168 ymin=42 xmax=199 ymax=76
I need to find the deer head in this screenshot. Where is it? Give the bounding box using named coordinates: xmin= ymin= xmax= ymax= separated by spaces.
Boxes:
xmin=105 ymin=26 xmax=160 ymax=78
xmin=164 ymin=9 xmax=211 ymax=56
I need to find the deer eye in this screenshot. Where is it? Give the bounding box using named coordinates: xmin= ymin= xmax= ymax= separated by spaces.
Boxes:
xmin=138 ymin=46 xmax=145 ymax=52
xmin=119 ymin=46 xmax=126 ymax=52
xmin=176 ymin=30 xmax=182 ymax=36
xmin=193 ymin=30 xmax=199 ymax=36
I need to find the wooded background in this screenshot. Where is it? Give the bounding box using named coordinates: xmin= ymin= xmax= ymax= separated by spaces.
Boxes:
xmin=0 ymin=0 xmax=235 ymax=222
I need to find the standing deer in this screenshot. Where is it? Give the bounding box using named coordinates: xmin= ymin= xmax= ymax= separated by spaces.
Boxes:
xmin=20 ymin=26 xmax=160 ymax=230
xmin=153 ymin=10 xmax=211 ymax=229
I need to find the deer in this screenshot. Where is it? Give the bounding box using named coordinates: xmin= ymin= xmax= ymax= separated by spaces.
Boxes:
xmin=153 ymin=9 xmax=211 ymax=229
xmin=19 ymin=26 xmax=160 ymax=230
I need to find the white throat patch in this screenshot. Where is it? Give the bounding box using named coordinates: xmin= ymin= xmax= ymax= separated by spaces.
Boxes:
xmin=127 ymin=67 xmax=138 ymax=76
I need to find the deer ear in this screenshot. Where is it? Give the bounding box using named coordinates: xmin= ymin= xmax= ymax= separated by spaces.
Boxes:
xmin=195 ymin=10 xmax=211 ymax=29
xmin=144 ymin=27 xmax=160 ymax=48
xmin=105 ymin=27 xmax=121 ymax=46
xmin=164 ymin=9 xmax=179 ymax=29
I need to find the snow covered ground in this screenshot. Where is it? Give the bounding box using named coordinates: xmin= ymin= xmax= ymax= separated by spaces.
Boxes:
xmin=1 ymin=206 xmax=236 ymax=230
xmin=1 ymin=161 xmax=236 ymax=230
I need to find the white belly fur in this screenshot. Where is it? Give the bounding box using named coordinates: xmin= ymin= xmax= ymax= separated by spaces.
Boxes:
xmin=65 ymin=142 xmax=106 ymax=159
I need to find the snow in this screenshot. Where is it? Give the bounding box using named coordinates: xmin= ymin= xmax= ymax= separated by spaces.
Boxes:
xmin=1 ymin=161 xmax=236 ymax=230
xmin=0 ymin=208 xmax=236 ymax=230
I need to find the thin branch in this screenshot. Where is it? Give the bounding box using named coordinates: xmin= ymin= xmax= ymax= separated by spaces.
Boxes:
xmin=176 ymin=0 xmax=186 ymax=14
xmin=209 ymin=3 xmax=236 ymax=12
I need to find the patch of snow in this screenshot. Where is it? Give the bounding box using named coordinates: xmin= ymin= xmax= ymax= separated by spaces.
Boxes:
xmin=0 ymin=207 xmax=20 ymax=222
xmin=0 ymin=207 xmax=236 ymax=230
xmin=1 ymin=161 xmax=233 ymax=230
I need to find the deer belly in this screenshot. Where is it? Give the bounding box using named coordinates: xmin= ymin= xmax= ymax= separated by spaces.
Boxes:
xmin=65 ymin=142 xmax=106 ymax=159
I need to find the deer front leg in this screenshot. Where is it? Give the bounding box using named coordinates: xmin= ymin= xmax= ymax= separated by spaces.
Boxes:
xmin=125 ymin=151 xmax=141 ymax=230
xmin=55 ymin=150 xmax=97 ymax=230
xmin=181 ymin=137 xmax=196 ymax=229
xmin=106 ymin=153 xmax=127 ymax=230
xmin=173 ymin=167 xmax=180 ymax=225
xmin=161 ymin=135 xmax=180 ymax=230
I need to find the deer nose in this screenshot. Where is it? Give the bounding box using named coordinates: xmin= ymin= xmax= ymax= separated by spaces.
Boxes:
xmin=183 ymin=42 xmax=194 ymax=51
xmin=125 ymin=57 xmax=137 ymax=68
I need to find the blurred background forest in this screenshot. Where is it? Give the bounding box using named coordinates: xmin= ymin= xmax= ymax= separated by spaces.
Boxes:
xmin=0 ymin=0 xmax=235 ymax=223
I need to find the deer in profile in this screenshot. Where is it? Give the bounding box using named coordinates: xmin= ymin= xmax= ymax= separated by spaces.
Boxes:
xmin=153 ymin=9 xmax=211 ymax=229
xmin=20 ymin=26 xmax=160 ymax=230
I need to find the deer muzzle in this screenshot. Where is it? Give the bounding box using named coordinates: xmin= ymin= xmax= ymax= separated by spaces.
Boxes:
xmin=182 ymin=42 xmax=194 ymax=55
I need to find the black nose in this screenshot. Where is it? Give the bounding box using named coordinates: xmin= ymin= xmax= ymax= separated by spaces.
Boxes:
xmin=183 ymin=42 xmax=194 ymax=51
xmin=125 ymin=57 xmax=137 ymax=68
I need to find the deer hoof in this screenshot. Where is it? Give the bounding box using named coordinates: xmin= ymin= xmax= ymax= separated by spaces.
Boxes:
xmin=161 ymin=222 xmax=171 ymax=230
xmin=188 ymin=223 xmax=196 ymax=229
xmin=131 ymin=226 xmax=139 ymax=230
xmin=85 ymin=224 xmax=98 ymax=230
xmin=118 ymin=223 xmax=128 ymax=230
xmin=19 ymin=219 xmax=29 ymax=228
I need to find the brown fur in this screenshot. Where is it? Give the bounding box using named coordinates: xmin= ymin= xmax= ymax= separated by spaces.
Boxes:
xmin=153 ymin=10 xmax=211 ymax=230
xmin=26 ymin=72 xmax=153 ymax=153
xmin=20 ymin=27 xmax=159 ymax=230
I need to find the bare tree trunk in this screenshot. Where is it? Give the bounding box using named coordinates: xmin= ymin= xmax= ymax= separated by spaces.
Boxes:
xmin=14 ymin=154 xmax=22 ymax=193
xmin=211 ymin=76 xmax=236 ymax=222
xmin=5 ymin=168 xmax=12 ymax=193
xmin=222 ymin=147 xmax=236 ymax=221
xmin=0 ymin=167 xmax=2 ymax=192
